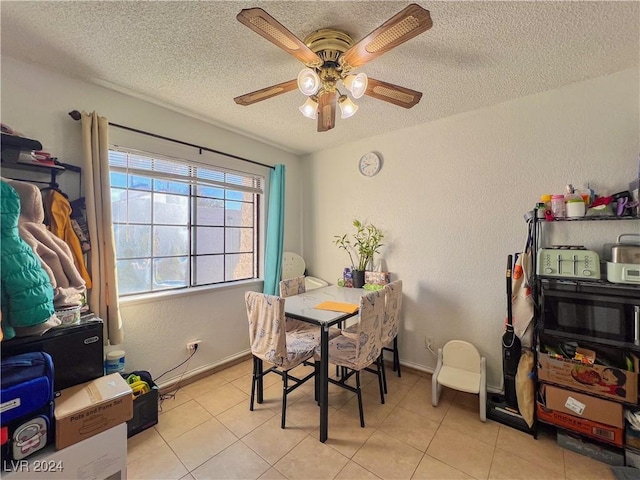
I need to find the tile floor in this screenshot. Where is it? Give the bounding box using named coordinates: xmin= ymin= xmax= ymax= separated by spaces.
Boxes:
xmin=126 ymin=359 xmax=618 ymax=480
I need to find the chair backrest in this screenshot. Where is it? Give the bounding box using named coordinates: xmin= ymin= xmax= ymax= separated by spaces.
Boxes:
xmin=442 ymin=340 xmax=482 ymax=374
xmin=350 ymin=289 xmax=385 ymax=370
xmin=383 ymin=280 xmax=402 ymax=342
xmin=279 ymin=276 xmax=306 ymax=298
xmin=245 ymin=291 xmax=287 ymax=367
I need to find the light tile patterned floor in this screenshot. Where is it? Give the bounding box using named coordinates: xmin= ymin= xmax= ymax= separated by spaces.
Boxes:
xmin=126 ymin=360 xmax=618 ymax=480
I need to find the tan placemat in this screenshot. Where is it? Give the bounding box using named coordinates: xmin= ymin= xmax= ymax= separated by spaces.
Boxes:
xmin=314 ymin=301 xmax=359 ymax=314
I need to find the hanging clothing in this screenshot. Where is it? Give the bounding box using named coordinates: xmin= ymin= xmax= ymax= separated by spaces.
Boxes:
xmin=1 ymin=181 xmax=59 ymax=340
xmin=47 ymin=189 xmax=92 ymax=289
xmin=4 ymin=178 xmax=86 ymax=309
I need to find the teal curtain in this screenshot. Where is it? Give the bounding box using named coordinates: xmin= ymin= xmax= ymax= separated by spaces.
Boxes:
xmin=263 ymin=164 xmax=285 ymax=295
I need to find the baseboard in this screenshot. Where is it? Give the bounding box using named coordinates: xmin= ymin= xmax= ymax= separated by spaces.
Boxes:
xmin=385 ymin=359 xmax=502 ymax=394
xmin=157 ymin=350 xmax=252 ymax=393
xmin=157 ymin=352 xmax=503 ymax=396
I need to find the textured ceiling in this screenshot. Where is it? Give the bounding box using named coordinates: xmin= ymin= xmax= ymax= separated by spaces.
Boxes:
xmin=1 ymin=1 xmax=638 ymax=155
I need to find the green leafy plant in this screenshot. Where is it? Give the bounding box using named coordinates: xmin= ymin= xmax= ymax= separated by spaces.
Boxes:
xmin=334 ymin=219 xmax=384 ymax=271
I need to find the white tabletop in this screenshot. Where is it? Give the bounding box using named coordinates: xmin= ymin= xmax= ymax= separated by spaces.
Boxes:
xmin=284 ymin=285 xmax=365 ymax=325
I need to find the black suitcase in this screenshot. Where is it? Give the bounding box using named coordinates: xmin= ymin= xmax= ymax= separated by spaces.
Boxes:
xmin=1 ymin=352 xmax=55 ymax=462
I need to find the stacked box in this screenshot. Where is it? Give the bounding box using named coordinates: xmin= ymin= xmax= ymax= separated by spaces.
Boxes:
xmin=537 ymin=385 xmax=623 ymax=446
xmin=537 ymin=354 xmax=638 ymax=403
xmin=54 ymin=373 xmax=133 ymax=449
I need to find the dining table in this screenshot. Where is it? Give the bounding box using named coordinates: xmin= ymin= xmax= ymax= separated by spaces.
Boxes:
xmin=283 ymin=284 xmax=365 ymax=442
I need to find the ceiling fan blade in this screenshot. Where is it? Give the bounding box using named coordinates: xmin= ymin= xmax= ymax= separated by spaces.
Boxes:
xmin=237 ymin=8 xmax=323 ymax=67
xmin=341 ymin=4 xmax=432 ymax=70
xmin=317 ymin=91 xmax=337 ymax=132
xmin=365 ymin=78 xmax=422 ymax=108
xmin=234 ymin=80 xmax=298 ymax=106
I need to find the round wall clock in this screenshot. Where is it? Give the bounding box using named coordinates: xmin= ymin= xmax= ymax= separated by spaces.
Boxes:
xmin=358 ymin=152 xmax=382 ymax=177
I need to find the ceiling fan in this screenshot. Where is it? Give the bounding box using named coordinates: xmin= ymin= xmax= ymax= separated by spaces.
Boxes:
xmin=233 ymin=3 xmax=433 ymax=132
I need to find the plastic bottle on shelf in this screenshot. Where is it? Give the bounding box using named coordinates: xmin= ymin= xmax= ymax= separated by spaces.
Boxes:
xmin=579 ymin=184 xmax=595 ymax=206
xmin=564 ymin=184 xmax=585 ymax=218
xmin=551 ymin=194 xmax=565 ymax=219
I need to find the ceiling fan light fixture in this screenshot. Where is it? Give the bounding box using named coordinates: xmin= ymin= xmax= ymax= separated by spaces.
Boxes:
xmin=235 ymin=4 xmax=431 ymax=132
xmin=297 ymin=68 xmax=321 ymax=96
xmin=299 ymin=96 xmax=319 ymax=119
xmin=338 ymin=95 xmax=358 ymax=119
xmin=343 ymin=73 xmax=368 ymax=99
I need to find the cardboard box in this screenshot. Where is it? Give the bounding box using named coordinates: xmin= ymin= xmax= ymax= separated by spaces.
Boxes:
xmin=537 ymin=385 xmax=623 ymax=446
xmin=2 ymin=423 xmax=127 ymax=479
xmin=557 ymin=430 xmax=624 ymax=466
xmin=542 ymin=384 xmax=624 ymax=428
xmin=537 ymin=353 xmax=637 ymax=403
xmin=54 ymin=374 xmax=133 ymax=450
xmin=626 ymin=411 xmax=640 ymax=451
xmin=364 ymin=271 xmax=390 ymax=286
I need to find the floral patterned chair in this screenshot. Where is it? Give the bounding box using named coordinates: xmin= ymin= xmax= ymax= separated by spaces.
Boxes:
xmin=317 ymin=289 xmax=386 ymax=427
xmin=279 ymin=275 xmax=306 ymax=297
xmin=279 ymin=276 xmax=322 ymax=341
xmin=245 ymin=291 xmax=318 ymax=428
xmin=380 ymin=280 xmax=403 ymax=391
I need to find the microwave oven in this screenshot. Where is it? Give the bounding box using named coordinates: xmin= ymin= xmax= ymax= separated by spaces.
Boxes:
xmin=540 ymin=279 xmax=640 ymax=349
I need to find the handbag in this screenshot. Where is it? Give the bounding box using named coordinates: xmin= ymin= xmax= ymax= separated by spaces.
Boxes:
xmin=512 ymin=221 xmax=534 ymax=348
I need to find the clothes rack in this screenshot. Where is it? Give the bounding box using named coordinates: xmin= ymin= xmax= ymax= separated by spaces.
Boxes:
xmin=2 ymin=161 xmax=81 ymax=194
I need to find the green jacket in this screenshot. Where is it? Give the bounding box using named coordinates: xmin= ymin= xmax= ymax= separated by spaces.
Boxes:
xmin=1 ymin=181 xmax=55 ymax=339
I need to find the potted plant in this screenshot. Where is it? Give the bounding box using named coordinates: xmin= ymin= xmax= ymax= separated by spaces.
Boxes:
xmin=334 ymin=219 xmax=384 ymax=288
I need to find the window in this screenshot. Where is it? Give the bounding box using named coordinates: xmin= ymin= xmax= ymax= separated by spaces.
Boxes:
xmin=108 ymin=147 xmax=263 ymax=296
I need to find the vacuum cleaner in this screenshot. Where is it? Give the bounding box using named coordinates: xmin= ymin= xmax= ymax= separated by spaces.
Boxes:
xmin=503 ymin=254 xmax=521 ymax=409
xmin=486 ymin=254 xmax=531 ymax=433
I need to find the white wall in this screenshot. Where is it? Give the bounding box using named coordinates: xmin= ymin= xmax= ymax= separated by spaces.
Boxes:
xmin=301 ymin=68 xmax=640 ymax=389
xmin=3 ymin=56 xmax=638 ymax=391
xmin=1 ymin=57 xmax=304 ymax=385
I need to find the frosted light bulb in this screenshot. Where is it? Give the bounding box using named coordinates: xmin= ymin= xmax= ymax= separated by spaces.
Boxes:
xmin=297 ymin=69 xmax=321 ymax=96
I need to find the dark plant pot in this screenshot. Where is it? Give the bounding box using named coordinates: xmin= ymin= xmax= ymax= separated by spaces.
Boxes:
xmin=352 ymin=270 xmax=366 ymax=288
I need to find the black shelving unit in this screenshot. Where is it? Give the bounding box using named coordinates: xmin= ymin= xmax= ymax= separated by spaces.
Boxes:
xmin=531 ymin=210 xmax=640 ymax=458
xmin=1 ymin=132 xmax=81 ymax=190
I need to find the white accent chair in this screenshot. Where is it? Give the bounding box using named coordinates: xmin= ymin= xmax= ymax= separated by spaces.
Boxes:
xmin=432 ymin=340 xmax=487 ymax=422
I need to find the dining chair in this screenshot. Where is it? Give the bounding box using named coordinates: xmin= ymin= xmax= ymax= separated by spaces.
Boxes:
xmin=380 ymin=280 xmax=403 ymax=392
xmin=279 ymin=275 xmax=306 ymax=297
xmin=279 ymin=276 xmax=321 ymax=340
xmin=317 ymin=289 xmax=386 ymax=427
xmin=245 ymin=291 xmax=318 ymax=428
xmin=432 ymin=339 xmax=487 ymax=422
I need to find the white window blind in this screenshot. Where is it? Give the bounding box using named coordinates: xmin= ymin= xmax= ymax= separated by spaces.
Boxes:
xmin=109 ymin=147 xmax=263 ymax=194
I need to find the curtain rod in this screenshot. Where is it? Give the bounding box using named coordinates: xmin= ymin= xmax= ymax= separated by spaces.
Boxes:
xmin=67 ymin=110 xmax=275 ymax=170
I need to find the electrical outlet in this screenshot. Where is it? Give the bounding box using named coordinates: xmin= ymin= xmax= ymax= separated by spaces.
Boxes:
xmin=186 ymin=340 xmax=202 ymax=352
xmin=425 ymin=336 xmax=436 ymax=355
